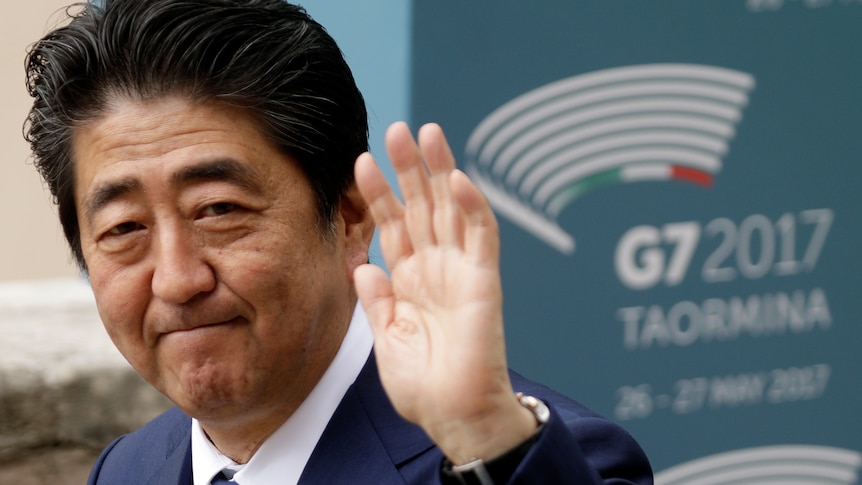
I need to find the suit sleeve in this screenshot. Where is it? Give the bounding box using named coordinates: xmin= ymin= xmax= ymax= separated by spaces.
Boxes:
xmin=506 ymin=400 xmax=654 ymax=484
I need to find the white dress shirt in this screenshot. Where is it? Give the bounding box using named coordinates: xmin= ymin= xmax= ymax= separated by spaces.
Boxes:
xmin=191 ymin=302 xmax=374 ymax=485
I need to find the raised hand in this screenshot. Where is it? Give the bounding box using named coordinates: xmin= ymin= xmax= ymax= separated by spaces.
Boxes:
xmin=353 ymin=122 xmax=536 ymax=464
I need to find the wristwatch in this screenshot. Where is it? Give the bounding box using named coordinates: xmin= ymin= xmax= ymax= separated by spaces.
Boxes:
xmin=441 ymin=393 xmax=550 ymax=485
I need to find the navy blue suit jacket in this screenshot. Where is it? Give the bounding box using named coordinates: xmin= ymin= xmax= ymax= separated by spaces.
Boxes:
xmin=88 ymin=355 xmax=652 ymax=484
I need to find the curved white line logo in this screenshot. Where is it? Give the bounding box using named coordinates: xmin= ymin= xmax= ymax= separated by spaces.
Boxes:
xmin=465 ymin=63 xmax=755 ymax=254
xmin=655 ymin=445 xmax=862 ymax=485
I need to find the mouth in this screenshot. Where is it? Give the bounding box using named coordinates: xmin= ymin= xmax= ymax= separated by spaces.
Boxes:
xmin=155 ymin=317 xmax=247 ymax=355
xmin=161 ymin=316 xmax=246 ymax=340
xmin=152 ymin=318 xmax=245 ymax=364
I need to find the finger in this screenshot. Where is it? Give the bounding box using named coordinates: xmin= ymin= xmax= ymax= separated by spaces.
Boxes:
xmin=450 ymin=169 xmax=500 ymax=269
xmin=355 ymin=151 xmax=413 ymax=269
xmin=386 ymin=122 xmax=435 ymax=249
xmin=418 ymin=123 xmax=463 ymax=248
xmin=417 ymin=123 xmax=457 ymax=173
xmin=353 ymin=263 xmax=395 ymax=348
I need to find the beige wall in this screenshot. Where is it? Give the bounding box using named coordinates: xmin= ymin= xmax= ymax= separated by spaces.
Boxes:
xmin=1 ymin=1 xmax=79 ymax=281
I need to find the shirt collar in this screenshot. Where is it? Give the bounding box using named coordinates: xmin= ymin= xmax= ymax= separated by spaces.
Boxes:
xmin=191 ymin=301 xmax=374 ymax=485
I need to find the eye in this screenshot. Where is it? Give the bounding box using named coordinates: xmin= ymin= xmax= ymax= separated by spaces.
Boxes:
xmin=107 ymin=221 xmax=143 ymax=236
xmin=201 ymin=202 xmax=237 ymax=217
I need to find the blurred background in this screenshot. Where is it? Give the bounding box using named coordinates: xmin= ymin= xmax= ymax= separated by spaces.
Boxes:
xmin=2 ymin=1 xmax=79 ymax=282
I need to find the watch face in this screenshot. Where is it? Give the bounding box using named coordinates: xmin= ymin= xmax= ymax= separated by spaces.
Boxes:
xmin=517 ymin=393 xmax=550 ymax=425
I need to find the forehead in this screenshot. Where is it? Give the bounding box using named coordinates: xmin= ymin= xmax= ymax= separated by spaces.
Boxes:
xmin=71 ymin=96 xmax=283 ymax=204
xmin=74 ymin=96 xmax=266 ymax=168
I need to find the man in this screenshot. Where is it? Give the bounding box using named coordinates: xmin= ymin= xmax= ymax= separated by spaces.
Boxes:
xmin=24 ymin=1 xmax=652 ymax=484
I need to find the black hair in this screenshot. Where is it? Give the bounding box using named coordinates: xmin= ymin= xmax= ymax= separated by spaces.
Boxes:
xmin=25 ymin=0 xmax=368 ymax=271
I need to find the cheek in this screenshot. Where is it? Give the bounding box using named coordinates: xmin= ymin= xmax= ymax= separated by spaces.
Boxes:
xmin=220 ymin=237 xmax=340 ymax=314
xmin=89 ymin=263 xmax=151 ymax=348
xmin=220 ymin=246 xmax=308 ymax=308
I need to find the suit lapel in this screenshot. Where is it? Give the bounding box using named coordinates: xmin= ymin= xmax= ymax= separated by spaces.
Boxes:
xmin=146 ymin=410 xmax=193 ymax=485
xmin=141 ymin=354 xmax=437 ymax=484
xmin=299 ymin=353 xmax=435 ymax=484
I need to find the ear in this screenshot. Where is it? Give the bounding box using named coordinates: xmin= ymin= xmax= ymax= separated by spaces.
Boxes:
xmin=337 ymin=182 xmax=375 ymax=276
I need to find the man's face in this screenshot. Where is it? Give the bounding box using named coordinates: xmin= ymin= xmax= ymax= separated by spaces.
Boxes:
xmin=73 ymin=96 xmax=371 ymax=423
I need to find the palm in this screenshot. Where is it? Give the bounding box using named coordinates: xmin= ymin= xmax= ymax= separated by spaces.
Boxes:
xmin=384 ymin=242 xmax=503 ymax=420
xmin=354 ymin=122 xmax=512 ymax=436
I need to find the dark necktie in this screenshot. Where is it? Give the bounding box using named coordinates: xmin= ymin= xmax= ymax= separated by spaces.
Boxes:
xmin=210 ymin=471 xmax=238 ymax=484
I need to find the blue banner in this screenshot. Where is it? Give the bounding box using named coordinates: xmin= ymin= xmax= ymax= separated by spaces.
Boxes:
xmin=410 ymin=1 xmax=862 ymax=481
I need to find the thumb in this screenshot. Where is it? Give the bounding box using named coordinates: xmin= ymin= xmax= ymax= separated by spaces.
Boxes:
xmin=354 ymin=263 xmax=394 ymax=341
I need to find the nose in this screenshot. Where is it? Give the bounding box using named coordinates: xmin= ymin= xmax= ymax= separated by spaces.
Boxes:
xmin=151 ymin=225 xmax=216 ymax=304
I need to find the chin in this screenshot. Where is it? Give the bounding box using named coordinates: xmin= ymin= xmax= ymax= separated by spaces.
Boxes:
xmin=169 ymin=367 xmax=258 ymax=417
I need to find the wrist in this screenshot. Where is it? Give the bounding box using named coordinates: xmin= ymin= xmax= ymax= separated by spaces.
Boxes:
xmin=440 ymin=393 xmax=550 ymax=485
xmin=432 ymin=394 xmax=537 ymax=465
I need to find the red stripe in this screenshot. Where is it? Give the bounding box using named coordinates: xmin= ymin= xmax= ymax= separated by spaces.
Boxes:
xmin=671 ymin=165 xmax=713 ymax=187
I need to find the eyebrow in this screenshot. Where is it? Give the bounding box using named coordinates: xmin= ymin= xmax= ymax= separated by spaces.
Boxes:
xmin=83 ymin=178 xmax=142 ymax=225
xmin=172 ymin=158 xmax=262 ymax=196
xmin=82 ymin=158 xmax=263 ymax=224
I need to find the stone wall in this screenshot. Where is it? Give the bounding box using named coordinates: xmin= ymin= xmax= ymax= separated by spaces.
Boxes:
xmin=0 ymin=278 xmax=172 ymax=482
